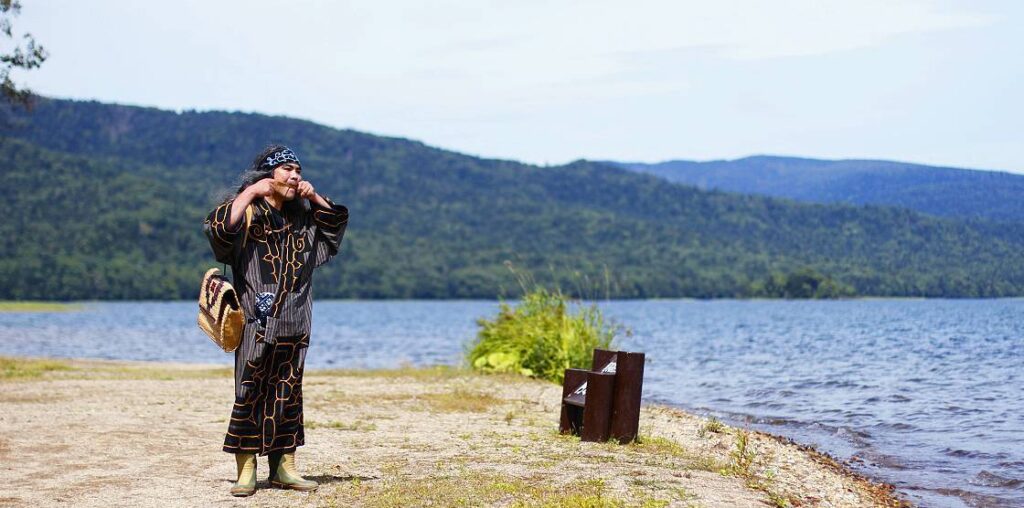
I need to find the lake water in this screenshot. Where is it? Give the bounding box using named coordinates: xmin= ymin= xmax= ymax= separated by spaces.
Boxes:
xmin=0 ymin=299 xmax=1021 ymax=507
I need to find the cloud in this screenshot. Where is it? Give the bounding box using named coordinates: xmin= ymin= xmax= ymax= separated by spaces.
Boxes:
xmin=17 ymin=0 xmax=1016 ymax=171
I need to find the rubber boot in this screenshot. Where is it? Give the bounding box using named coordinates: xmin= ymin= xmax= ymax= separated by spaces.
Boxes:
xmin=230 ymin=453 xmax=257 ymax=497
xmin=268 ymin=451 xmax=318 ymax=491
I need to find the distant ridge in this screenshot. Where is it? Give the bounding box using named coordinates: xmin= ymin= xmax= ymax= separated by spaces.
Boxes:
xmin=611 ymin=156 xmax=1024 ymax=222
xmin=3 ymin=97 xmax=1024 ymax=300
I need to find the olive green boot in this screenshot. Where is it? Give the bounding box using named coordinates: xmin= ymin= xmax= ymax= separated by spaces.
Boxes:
xmin=268 ymin=452 xmax=318 ymax=491
xmin=230 ymin=453 xmax=257 ymax=497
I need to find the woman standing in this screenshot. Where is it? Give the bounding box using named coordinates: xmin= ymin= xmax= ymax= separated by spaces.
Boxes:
xmin=203 ymin=145 xmax=348 ymax=497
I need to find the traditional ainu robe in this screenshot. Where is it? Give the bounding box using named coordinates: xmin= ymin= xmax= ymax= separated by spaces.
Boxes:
xmin=203 ymin=195 xmax=348 ymax=455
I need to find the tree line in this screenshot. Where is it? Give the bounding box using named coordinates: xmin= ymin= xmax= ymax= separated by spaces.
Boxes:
xmin=2 ymin=99 xmax=1024 ymax=300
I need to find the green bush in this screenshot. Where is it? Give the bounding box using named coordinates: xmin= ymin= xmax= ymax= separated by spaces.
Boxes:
xmin=747 ymin=267 xmax=856 ymax=299
xmin=467 ymin=286 xmax=620 ymax=384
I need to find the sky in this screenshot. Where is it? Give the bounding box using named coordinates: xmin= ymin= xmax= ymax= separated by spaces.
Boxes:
xmin=11 ymin=0 xmax=1024 ymax=172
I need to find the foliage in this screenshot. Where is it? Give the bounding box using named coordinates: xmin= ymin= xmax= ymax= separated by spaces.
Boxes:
xmin=0 ymin=1 xmax=46 ymax=108
xmin=618 ymin=155 xmax=1024 ymax=222
xmin=748 ymin=267 xmax=856 ymax=299
xmin=728 ymin=430 xmax=756 ymax=476
xmin=3 ymin=98 xmax=1024 ymax=300
xmin=0 ymin=301 xmax=82 ymax=312
xmin=467 ymin=268 xmax=620 ymax=383
xmin=0 ymin=356 xmax=69 ymax=379
xmin=697 ymin=417 xmax=725 ymax=437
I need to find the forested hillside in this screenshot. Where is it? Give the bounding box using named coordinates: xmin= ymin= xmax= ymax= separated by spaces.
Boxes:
xmin=3 ymin=98 xmax=1024 ymax=300
xmin=613 ymin=156 xmax=1024 ymax=222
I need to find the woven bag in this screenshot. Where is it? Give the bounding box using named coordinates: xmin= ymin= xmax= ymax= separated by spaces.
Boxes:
xmin=197 ymin=205 xmax=253 ymax=352
xmin=197 ymin=267 xmax=245 ymax=352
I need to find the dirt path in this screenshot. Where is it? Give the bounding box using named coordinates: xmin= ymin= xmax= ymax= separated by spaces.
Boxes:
xmin=0 ymin=358 xmax=908 ymax=507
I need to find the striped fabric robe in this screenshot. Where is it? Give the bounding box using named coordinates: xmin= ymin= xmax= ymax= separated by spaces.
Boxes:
xmin=203 ymin=195 xmax=348 ymax=454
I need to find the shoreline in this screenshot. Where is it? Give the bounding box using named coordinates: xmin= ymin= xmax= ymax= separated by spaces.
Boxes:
xmin=1 ymin=356 xmax=910 ymax=507
xmin=3 ymin=296 xmax=1023 ymax=311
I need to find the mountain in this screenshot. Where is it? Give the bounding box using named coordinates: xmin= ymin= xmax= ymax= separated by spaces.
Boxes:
xmin=2 ymin=98 xmax=1024 ymax=300
xmin=611 ymin=156 xmax=1024 ymax=222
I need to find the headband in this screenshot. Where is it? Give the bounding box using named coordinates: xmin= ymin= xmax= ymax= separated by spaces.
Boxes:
xmin=259 ymin=147 xmax=301 ymax=171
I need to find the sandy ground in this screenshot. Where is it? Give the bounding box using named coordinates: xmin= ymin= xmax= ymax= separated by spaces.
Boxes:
xmin=0 ymin=358 xmax=909 ymax=507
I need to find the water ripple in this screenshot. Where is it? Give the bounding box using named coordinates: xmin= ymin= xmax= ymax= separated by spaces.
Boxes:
xmin=0 ymin=298 xmax=1022 ymax=507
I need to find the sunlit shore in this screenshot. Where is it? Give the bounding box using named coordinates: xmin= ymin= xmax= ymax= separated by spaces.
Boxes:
xmin=0 ymin=355 xmax=908 ymax=507
xmin=0 ymin=301 xmax=85 ymax=312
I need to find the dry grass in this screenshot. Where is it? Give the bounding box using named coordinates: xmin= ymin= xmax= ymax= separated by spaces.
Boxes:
xmin=421 ymin=387 xmax=505 ymax=413
xmin=0 ymin=301 xmax=84 ymax=312
xmin=310 ymin=365 xmax=464 ymax=381
xmin=0 ymin=356 xmax=231 ymax=382
xmin=87 ymin=365 xmax=233 ymax=380
xmin=307 ymin=419 xmax=379 ymax=432
xmin=0 ymin=392 xmax=70 ymax=404
xmin=321 ymin=390 xmax=418 ymax=406
xmin=631 ymin=435 xmax=689 ymax=458
xmin=0 ymin=357 xmax=71 ymax=379
xmin=323 ymin=469 xmax=671 ymax=508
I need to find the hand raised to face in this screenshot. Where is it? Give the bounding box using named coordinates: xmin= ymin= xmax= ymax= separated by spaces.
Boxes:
xmin=296 ymin=180 xmax=316 ymax=199
xmin=247 ymin=179 xmax=277 ymax=198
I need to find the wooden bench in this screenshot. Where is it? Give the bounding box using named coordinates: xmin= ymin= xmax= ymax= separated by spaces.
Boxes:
xmin=559 ymin=349 xmax=645 ymax=443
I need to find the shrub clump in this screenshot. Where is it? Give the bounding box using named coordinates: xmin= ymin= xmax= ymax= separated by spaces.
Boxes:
xmin=467 ymin=287 xmax=620 ymax=384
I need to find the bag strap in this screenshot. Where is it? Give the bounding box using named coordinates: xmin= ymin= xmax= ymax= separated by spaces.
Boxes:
xmin=242 ymin=203 xmax=254 ymax=247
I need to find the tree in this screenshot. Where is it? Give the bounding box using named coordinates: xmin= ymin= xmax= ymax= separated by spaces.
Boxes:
xmin=1 ymin=0 xmax=46 ymax=107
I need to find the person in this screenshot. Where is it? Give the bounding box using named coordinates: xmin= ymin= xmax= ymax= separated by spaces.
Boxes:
xmin=203 ymin=144 xmax=348 ymax=497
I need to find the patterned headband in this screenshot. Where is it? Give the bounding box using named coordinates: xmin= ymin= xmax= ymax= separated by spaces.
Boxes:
xmin=259 ymin=147 xmax=301 ymax=171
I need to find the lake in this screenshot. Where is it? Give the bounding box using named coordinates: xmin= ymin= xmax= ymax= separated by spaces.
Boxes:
xmin=0 ymin=299 xmax=1020 ymax=507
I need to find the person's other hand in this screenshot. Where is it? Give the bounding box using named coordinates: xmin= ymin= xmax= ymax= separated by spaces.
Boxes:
xmin=297 ymin=181 xmax=316 ymax=199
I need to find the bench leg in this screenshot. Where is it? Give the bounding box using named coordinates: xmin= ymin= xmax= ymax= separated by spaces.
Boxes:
xmin=560 ymin=369 xmax=589 ymax=435
xmin=581 ymin=371 xmax=615 ymax=442
xmin=610 ymin=352 xmax=645 ymax=444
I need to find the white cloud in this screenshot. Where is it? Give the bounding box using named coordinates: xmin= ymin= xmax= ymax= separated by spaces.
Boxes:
xmin=16 ymin=0 xmax=1018 ymax=171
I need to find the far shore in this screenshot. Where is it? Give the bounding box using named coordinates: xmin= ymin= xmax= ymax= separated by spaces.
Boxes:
xmin=0 ymin=356 xmax=909 ymax=507
xmin=0 ymin=301 xmax=86 ymax=312
xmin=3 ymin=295 xmax=1021 ymax=313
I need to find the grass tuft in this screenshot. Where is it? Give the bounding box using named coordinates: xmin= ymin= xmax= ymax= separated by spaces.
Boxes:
xmin=307 ymin=419 xmax=378 ymax=431
xmin=86 ymin=365 xmax=232 ymax=380
xmin=324 ymin=470 xmax=674 ymax=508
xmin=0 ymin=357 xmax=71 ymax=379
xmin=727 ymin=430 xmax=756 ymax=476
xmin=722 ymin=430 xmax=799 ymax=506
xmin=422 ymin=387 xmax=504 ymax=413
xmin=631 ymin=435 xmax=687 ymax=458
xmin=697 ymin=416 xmax=725 ymax=437
xmin=310 ymin=364 xmax=464 ymax=381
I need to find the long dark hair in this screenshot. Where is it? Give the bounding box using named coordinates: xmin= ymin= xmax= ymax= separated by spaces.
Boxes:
xmin=218 ymin=144 xmax=308 ymax=215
